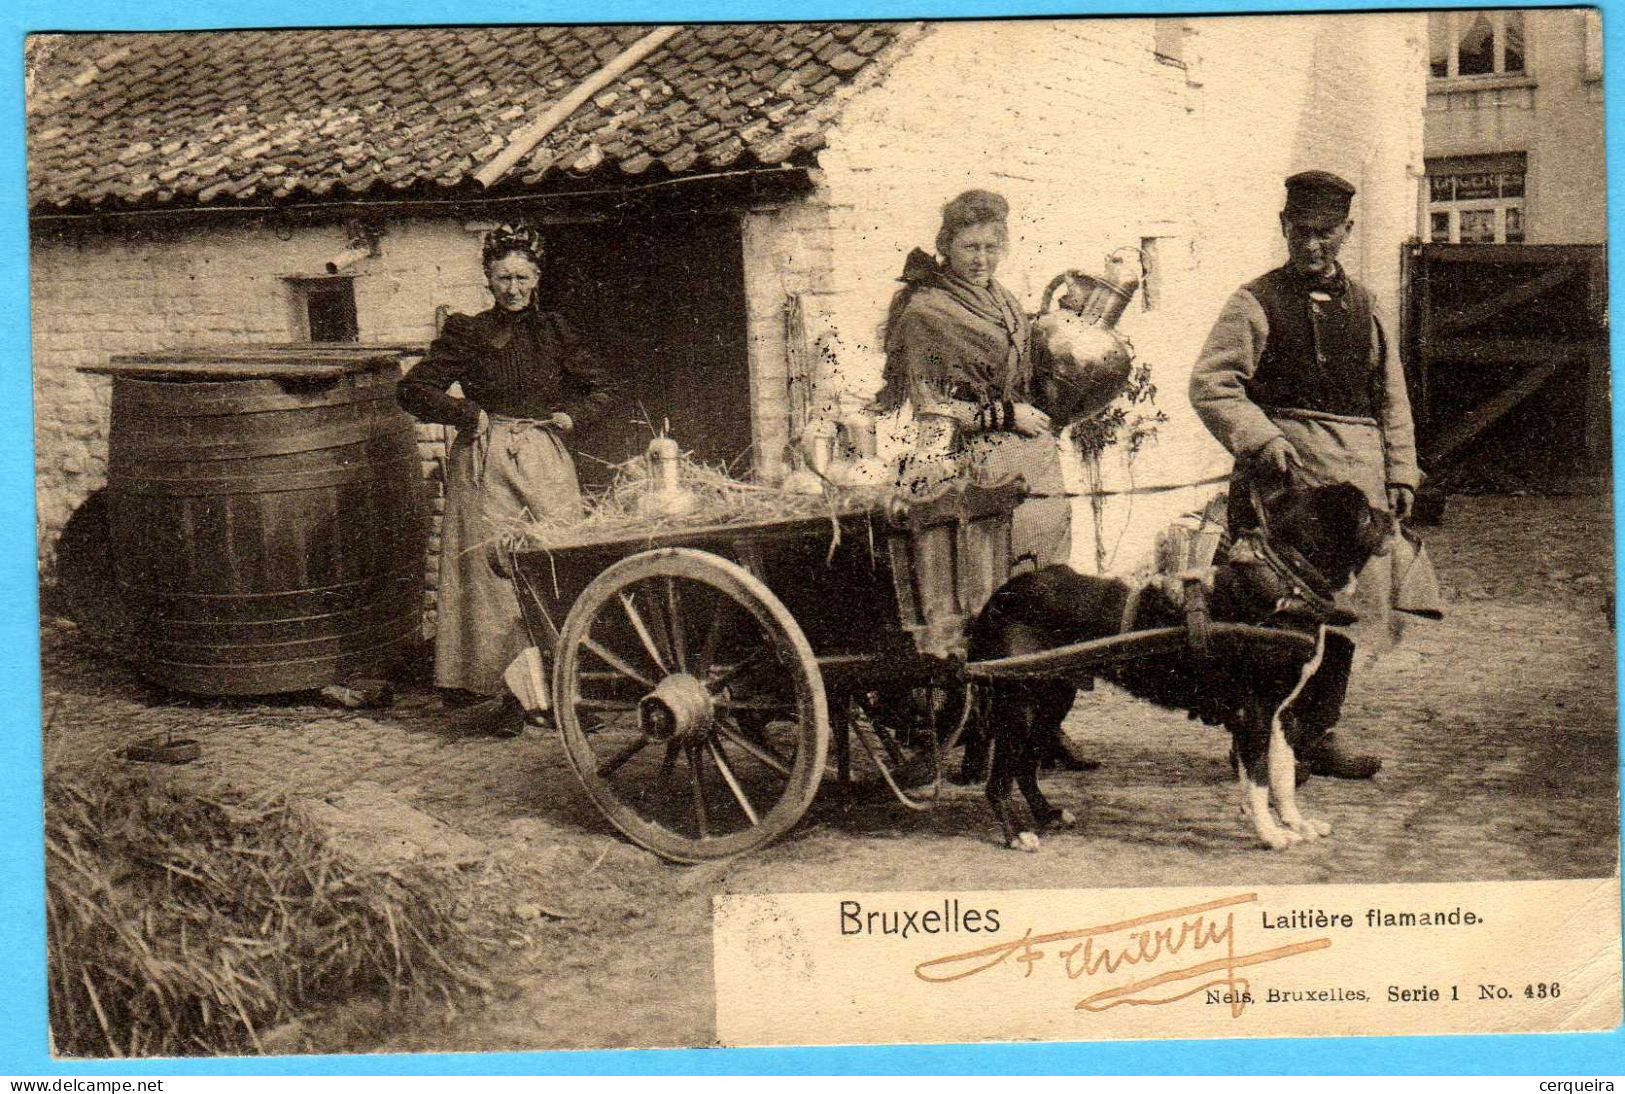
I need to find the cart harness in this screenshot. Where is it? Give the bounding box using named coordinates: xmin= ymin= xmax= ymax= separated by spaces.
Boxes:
xmin=1115 ymin=569 xmax=1224 ymax=666
xmin=1228 ymin=530 xmax=1342 ymax=624
xmin=1117 ymin=532 xmax=1343 ymax=670
xmin=1239 ymin=480 xmax=1346 ymax=626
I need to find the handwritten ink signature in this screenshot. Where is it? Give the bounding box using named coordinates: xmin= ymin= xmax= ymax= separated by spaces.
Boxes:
xmin=914 ymin=893 xmax=1330 ymax=1016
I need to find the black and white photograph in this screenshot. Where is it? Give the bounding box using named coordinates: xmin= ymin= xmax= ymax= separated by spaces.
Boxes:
xmin=24 ymin=9 xmax=1618 ymax=1057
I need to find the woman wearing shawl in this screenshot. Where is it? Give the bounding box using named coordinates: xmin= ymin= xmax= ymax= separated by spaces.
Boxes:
xmin=878 ymin=189 xmax=1070 ymax=572
xmin=878 ymin=191 xmax=1088 ymax=772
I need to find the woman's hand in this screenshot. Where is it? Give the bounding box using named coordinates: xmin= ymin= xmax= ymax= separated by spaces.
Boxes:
xmin=911 ymin=412 xmax=960 ymax=456
xmin=919 ymin=398 xmax=1048 ymax=437
xmin=1010 ymin=402 xmax=1051 ymax=438
xmin=469 ymin=408 xmax=493 ymax=482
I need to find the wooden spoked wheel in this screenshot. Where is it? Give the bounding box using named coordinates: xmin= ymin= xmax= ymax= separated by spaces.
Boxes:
xmin=552 ymin=548 xmax=828 ymax=862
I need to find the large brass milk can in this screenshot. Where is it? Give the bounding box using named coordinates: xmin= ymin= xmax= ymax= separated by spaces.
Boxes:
xmin=1031 ymin=250 xmax=1143 ymax=427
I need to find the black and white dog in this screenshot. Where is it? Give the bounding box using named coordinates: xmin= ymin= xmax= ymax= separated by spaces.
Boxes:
xmin=965 ymin=481 xmax=1393 ymax=851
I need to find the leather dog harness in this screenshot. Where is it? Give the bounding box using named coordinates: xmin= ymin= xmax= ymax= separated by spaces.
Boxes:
xmin=1227 ymin=531 xmax=1341 ymax=622
xmin=1239 ymin=480 xmax=1346 ymax=623
xmin=1117 ymin=525 xmax=1345 ymax=663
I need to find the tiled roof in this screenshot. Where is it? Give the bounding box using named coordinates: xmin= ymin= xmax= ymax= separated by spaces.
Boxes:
xmin=26 ymin=23 xmax=907 ymax=213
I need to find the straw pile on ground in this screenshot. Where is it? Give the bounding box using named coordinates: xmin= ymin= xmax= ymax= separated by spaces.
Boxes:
xmin=46 ymin=765 xmax=485 ymax=1057
xmin=513 ymin=451 xmax=889 ymax=550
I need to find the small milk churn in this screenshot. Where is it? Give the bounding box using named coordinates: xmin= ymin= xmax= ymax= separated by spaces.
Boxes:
xmin=802 ymin=418 xmax=840 ymax=476
xmin=826 ymin=412 xmax=890 ymax=489
xmin=640 ymin=435 xmax=698 ymax=517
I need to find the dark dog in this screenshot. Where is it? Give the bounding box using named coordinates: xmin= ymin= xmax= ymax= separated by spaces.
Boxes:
xmin=965 ymin=482 xmax=1392 ymax=851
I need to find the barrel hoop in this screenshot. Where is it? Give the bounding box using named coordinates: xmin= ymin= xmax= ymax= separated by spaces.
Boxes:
xmin=138 ymin=637 xmax=418 ymax=697
xmin=111 ymin=366 xmax=392 ymax=395
xmin=110 ymin=452 xmax=424 ymax=497
xmin=120 ymin=571 xmax=419 ymax=601
xmin=113 ymin=376 xmax=399 ymax=418
xmin=111 ymin=415 xmax=412 ymax=463
xmin=142 ymin=633 xmax=420 ymax=675
xmin=140 ymin=612 xmax=421 ymax=666
xmin=139 ymin=592 xmax=419 ymax=634
xmin=109 ymin=430 xmax=415 ymax=464
xmin=117 ymin=571 xmax=422 ymax=620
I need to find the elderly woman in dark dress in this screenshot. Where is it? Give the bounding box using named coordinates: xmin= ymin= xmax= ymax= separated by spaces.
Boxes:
xmin=399 ymin=224 xmax=610 ymax=735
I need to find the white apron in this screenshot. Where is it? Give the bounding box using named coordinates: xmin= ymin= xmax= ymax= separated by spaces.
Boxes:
xmin=1269 ymin=408 xmax=1400 ymax=649
xmin=435 ymin=418 xmax=583 ymax=696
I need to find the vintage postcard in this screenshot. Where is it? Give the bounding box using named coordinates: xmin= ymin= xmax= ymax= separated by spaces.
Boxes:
xmin=22 ymin=7 xmax=1619 ymax=1063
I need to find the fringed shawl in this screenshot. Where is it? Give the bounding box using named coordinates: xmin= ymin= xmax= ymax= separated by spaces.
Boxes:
xmin=877 ymin=248 xmax=1032 ymax=413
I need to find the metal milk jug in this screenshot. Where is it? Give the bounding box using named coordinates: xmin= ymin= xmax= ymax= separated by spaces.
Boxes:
xmin=1030 ymin=251 xmax=1143 ymax=427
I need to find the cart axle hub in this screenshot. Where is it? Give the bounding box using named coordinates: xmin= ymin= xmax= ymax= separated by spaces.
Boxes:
xmin=639 ymin=674 xmax=714 ymax=741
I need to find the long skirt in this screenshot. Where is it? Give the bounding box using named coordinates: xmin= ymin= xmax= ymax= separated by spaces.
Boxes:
xmin=434 ymin=419 xmax=583 ymax=696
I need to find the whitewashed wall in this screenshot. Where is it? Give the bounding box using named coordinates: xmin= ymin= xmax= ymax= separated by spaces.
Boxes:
xmin=752 ymin=13 xmax=1427 ymax=574
xmin=28 ymin=215 xmax=491 ymax=623
xmin=33 ymin=13 xmax=1428 ymax=591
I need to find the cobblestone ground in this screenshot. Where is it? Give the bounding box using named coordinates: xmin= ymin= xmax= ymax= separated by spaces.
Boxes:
xmin=39 ymin=493 xmax=1619 ymax=1053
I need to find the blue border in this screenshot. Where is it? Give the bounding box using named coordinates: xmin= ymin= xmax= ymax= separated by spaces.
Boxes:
xmin=4 ymin=0 xmax=1622 ymax=1076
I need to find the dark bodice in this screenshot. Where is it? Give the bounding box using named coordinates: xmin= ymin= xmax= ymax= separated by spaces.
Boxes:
xmin=397 ymin=306 xmax=611 ymax=430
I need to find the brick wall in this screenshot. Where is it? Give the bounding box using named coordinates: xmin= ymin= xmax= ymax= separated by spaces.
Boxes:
xmin=746 ymin=14 xmax=1427 ymax=573
xmin=739 ymin=198 xmax=848 ymax=482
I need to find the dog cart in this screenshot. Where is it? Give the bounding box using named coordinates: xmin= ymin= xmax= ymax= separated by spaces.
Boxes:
xmin=510 ymin=480 xmax=1318 ymax=863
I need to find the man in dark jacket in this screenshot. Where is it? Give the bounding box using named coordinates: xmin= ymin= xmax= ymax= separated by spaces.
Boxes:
xmin=1189 ymin=170 xmax=1421 ymax=780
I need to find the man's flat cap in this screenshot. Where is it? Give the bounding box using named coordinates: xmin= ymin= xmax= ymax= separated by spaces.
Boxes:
xmin=1283 ymin=170 xmax=1356 ymax=228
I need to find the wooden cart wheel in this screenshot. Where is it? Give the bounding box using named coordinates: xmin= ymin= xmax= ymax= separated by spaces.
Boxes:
xmin=552 ymin=547 xmax=828 ymax=862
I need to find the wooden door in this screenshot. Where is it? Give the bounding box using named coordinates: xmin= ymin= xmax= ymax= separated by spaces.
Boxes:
xmin=542 ymin=211 xmax=754 ymax=487
xmin=1400 ymin=243 xmax=1609 ymax=476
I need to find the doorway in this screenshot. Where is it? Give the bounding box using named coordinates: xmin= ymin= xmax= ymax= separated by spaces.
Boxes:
xmin=543 ymin=211 xmax=754 ymax=488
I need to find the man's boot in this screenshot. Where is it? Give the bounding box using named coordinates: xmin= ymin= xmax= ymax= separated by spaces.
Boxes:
xmin=1300 ymin=731 xmax=1382 ymax=779
xmin=1045 ymin=729 xmax=1102 ymax=772
xmin=1286 ymin=632 xmax=1379 ymax=779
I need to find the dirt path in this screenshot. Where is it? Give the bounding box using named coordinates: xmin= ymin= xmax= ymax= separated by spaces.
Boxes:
xmin=41 ymin=494 xmax=1618 ymax=1053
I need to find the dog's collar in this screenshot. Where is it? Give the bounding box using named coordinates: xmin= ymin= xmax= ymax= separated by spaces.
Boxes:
xmin=1231 ymin=530 xmax=1341 ymax=622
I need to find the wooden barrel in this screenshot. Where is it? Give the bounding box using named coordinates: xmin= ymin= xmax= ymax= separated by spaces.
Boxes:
xmin=87 ymin=347 xmax=428 ymax=696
